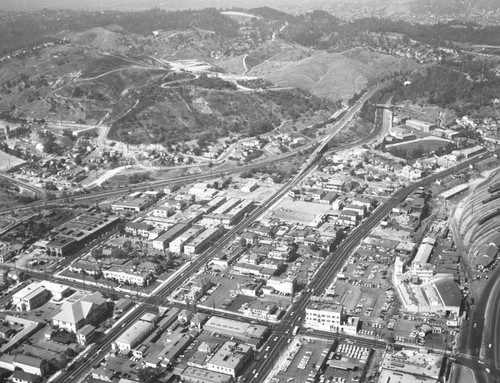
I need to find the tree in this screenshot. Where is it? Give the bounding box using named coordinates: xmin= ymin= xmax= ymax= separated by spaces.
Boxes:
xmin=137 ymin=367 xmax=162 ymax=383
xmin=91 ymin=247 xmax=103 ymax=260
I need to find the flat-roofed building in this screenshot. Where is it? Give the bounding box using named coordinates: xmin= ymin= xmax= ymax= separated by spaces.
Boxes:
xmin=380 ymin=348 xmax=443 ymax=380
xmin=158 ymin=334 xmax=193 ymax=364
xmin=405 ymin=119 xmax=436 ymax=132
xmin=184 ymin=227 xmax=224 ymax=255
xmin=111 ymin=198 xmax=153 ymax=213
xmin=206 ymin=341 xmax=253 ymax=377
xmin=152 ymin=223 xmax=189 ymax=251
xmin=114 ymin=319 xmax=155 ymax=353
xmin=266 ymin=275 xmax=296 ymax=295
xmin=203 ymin=316 xmax=268 ymax=349
xmin=305 ymin=302 xmax=345 ymax=332
xmin=169 ymin=226 xmax=205 ymax=254
xmin=46 ymin=211 xmax=119 ymax=257
xmin=180 ymin=366 xmax=232 ymax=383
xmin=102 ymin=265 xmax=152 ymax=286
xmin=203 ymin=198 xmax=254 ymax=228
xmin=12 ymin=283 xmax=50 ymax=311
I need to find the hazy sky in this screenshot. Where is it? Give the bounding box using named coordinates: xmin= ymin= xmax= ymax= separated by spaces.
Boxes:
xmin=0 ymin=0 xmax=323 ymax=12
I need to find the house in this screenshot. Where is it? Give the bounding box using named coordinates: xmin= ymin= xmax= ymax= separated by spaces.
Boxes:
xmin=69 ymin=260 xmax=101 ymax=277
xmin=13 ymin=355 xmax=49 ymax=377
xmin=12 ymin=371 xmax=41 ymax=383
xmin=124 ymin=222 xmax=153 ymax=238
xmin=76 ymin=324 xmax=96 ymax=346
xmin=52 ymin=292 xmax=108 ymax=333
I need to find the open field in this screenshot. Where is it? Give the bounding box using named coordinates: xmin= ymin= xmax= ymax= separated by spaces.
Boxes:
xmin=0 ymin=150 xmax=26 ymax=172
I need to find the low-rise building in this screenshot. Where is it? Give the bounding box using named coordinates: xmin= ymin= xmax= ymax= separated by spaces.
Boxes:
xmin=180 ymin=366 xmax=232 ymax=383
xmin=102 ymin=265 xmax=152 ymax=286
xmin=206 ymin=341 xmax=253 ymax=378
xmin=380 ymin=348 xmax=443 ymax=381
xmin=124 ymin=222 xmax=153 ymax=237
xmin=69 ymin=260 xmax=101 ymax=277
xmin=184 ymin=227 xmax=224 ymax=255
xmin=52 ymin=292 xmax=108 ymax=333
xmin=13 ymin=355 xmax=49 ymax=377
xmin=76 ymin=324 xmax=96 ymax=346
xmin=12 ymin=371 xmax=42 ymax=383
xmin=111 ymin=198 xmax=153 ymax=213
xmin=152 ymin=223 xmax=189 ymax=251
xmin=12 ymin=283 xmax=50 ymax=311
xmin=266 ymin=275 xmax=296 ymax=295
xmin=169 ymin=226 xmax=205 ymax=254
xmin=203 ymin=316 xmax=268 ymax=349
xmin=114 ymin=319 xmax=155 ymax=353
xmin=305 ymin=303 xmax=345 ymax=332
xmin=46 ymin=211 xmax=119 ymax=257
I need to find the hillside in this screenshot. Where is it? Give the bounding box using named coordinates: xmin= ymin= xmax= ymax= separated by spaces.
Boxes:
xmin=254 ymin=48 xmax=418 ymax=100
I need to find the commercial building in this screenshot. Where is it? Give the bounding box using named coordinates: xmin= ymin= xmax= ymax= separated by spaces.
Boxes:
xmin=203 ymin=198 xmax=254 ymax=227
xmin=12 ymin=283 xmax=51 ymax=311
xmin=111 ymin=197 xmax=154 ymax=213
xmin=206 ymin=341 xmax=253 ymax=378
xmin=158 ymin=334 xmax=192 ymax=364
xmin=114 ymin=317 xmax=155 ymax=353
xmin=305 ymin=303 xmax=360 ymax=335
xmin=380 ymin=348 xmax=443 ymax=381
xmin=152 ymin=223 xmax=189 ymax=251
xmin=266 ymin=275 xmax=296 ymax=295
xmin=169 ymin=226 xmax=205 ymax=254
xmin=46 ymin=211 xmax=120 ymax=257
xmin=180 ymin=366 xmax=232 ymax=383
xmin=203 ymin=316 xmax=268 ymax=349
xmin=184 ymin=227 xmax=224 ymax=255
xmin=305 ymin=303 xmax=345 ymax=332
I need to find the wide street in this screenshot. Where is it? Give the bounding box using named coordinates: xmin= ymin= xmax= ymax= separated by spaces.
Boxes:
xmin=248 ymin=149 xmax=500 ymax=382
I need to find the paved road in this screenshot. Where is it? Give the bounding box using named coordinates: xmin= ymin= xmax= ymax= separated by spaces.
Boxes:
xmin=249 ymin=149 xmax=500 ymax=382
xmin=455 ymin=266 xmax=500 ymax=382
xmin=53 ymin=85 xmax=382 ymax=383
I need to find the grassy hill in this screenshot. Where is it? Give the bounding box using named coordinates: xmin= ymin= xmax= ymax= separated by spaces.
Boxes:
xmin=259 ymin=48 xmax=418 ymax=100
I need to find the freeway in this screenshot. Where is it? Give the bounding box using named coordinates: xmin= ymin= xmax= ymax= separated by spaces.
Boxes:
xmin=455 ymin=264 xmax=500 ymax=383
xmin=248 ymin=149 xmax=500 ymax=382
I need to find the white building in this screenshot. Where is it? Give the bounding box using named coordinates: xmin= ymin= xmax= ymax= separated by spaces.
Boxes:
xmin=184 ymin=227 xmax=224 ymax=255
xmin=169 ymin=226 xmax=205 ymax=254
xmin=266 ymin=275 xmax=296 ymax=295
xmin=114 ymin=319 xmax=155 ymax=353
xmin=102 ymin=266 xmax=152 ymax=286
xmin=305 ymin=303 xmax=359 ymax=335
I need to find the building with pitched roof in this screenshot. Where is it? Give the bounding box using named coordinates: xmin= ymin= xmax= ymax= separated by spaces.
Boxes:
xmin=12 ymin=370 xmax=41 ymax=383
xmin=13 ymin=355 xmax=49 ymax=377
xmin=52 ymin=292 xmax=108 ymax=333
